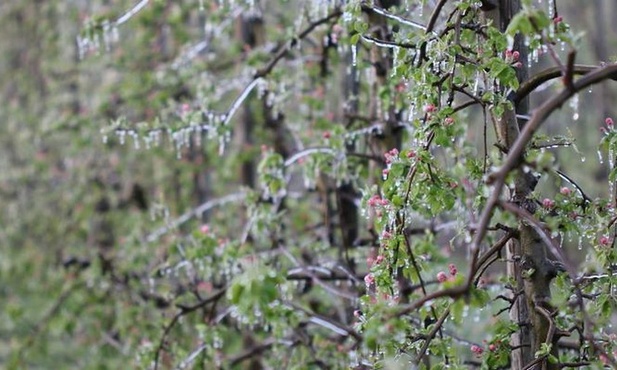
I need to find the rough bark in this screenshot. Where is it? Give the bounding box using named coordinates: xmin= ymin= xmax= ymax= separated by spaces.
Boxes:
xmin=485 ymin=1 xmax=560 ymax=369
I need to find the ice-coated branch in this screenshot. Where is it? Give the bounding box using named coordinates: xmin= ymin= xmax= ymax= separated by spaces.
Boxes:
xmin=146 ymin=192 xmax=246 ymax=242
xmin=116 ymin=0 xmax=150 ymax=26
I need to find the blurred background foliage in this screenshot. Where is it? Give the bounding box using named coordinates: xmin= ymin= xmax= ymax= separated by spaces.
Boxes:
xmin=1 ymin=0 xmax=617 ymax=368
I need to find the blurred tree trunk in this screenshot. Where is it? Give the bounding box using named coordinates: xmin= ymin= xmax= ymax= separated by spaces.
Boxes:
xmin=484 ymin=1 xmax=557 ymax=368
xmin=500 ymin=1 xmax=559 ymax=368
xmin=592 ymin=0 xmax=611 ymax=119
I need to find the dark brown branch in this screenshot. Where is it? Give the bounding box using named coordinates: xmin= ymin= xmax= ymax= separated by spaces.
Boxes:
xmin=154 ymin=288 xmax=227 ymax=370
xmin=513 ymin=65 xmax=617 ymax=105
xmin=416 ymin=306 xmax=451 ymax=364
xmin=229 ymin=338 xmax=299 ymax=367
xmin=473 ymin=63 xmax=617 ymax=280
xmin=254 ymin=9 xmax=342 ymax=78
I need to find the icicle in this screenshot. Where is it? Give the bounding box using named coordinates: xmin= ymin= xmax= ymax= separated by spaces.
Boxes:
xmin=118 ymin=130 xmax=126 ymax=145
xmin=132 ymin=133 xmax=140 ymax=149
xmin=609 ymin=148 xmax=615 ymax=197
xmin=351 ymin=44 xmax=357 ymax=67
xmin=598 ymin=150 xmax=604 ymax=164
xmin=570 ymin=94 xmax=579 ymax=120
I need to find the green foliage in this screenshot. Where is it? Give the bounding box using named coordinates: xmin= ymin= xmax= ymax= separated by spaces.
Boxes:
xmin=4 ymin=0 xmax=617 ymax=369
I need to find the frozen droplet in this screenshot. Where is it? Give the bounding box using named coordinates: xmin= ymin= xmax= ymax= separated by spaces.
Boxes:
xmin=598 ymin=150 xmax=604 ymax=164
xmin=351 ymin=44 xmax=357 ymax=67
xmin=570 ymin=94 xmax=579 ymax=120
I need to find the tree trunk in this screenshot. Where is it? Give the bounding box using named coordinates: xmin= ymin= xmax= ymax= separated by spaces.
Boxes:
xmin=485 ymin=1 xmax=560 ymax=369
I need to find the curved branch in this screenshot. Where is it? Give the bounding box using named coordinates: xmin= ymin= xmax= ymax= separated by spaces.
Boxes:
xmin=254 ymin=9 xmax=342 ymax=78
xmin=472 ymin=63 xmax=617 ymax=279
xmin=513 ymin=64 xmax=617 ymax=105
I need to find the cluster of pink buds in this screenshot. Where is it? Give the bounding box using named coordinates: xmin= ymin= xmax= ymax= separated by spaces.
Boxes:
xmin=436 ymin=271 xmax=448 ymax=283
xmin=599 ymin=235 xmax=611 ymax=247
xmin=364 ymin=273 xmax=375 ymax=287
xmin=448 ymin=263 xmax=458 ymax=276
xmin=368 ymin=194 xmax=389 ymax=207
xmin=505 ymin=49 xmax=522 ymax=68
xmin=384 ymin=148 xmax=399 ymax=164
xmin=180 ymin=103 xmax=191 ymax=116
xmin=423 ymin=103 xmax=437 ymax=114
xmin=436 ymin=263 xmax=458 ymax=283
xmin=542 ymin=198 xmax=555 ymax=209
xmin=330 ymin=24 xmax=343 ymax=44
xmin=602 ymin=117 xmax=614 ymax=134
xmin=471 ymin=344 xmax=484 ymax=356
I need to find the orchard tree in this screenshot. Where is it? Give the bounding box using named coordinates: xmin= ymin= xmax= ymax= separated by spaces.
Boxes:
xmin=5 ymin=0 xmax=617 ymax=369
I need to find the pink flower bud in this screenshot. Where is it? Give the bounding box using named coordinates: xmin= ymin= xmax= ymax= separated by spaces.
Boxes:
xmin=606 ymin=117 xmax=614 ymax=127
xmin=423 ymin=104 xmax=436 ymax=113
xmin=181 ymin=103 xmax=191 ymax=114
xmin=406 ymin=150 xmax=416 ymax=159
xmin=364 ymin=273 xmax=375 ymax=286
xmin=368 ymin=195 xmax=381 ymax=207
xmin=471 ymin=345 xmax=484 ymax=355
xmin=448 ymin=263 xmax=458 ymax=276
xmin=375 ymin=255 xmax=385 ymax=264
xmin=599 ymin=235 xmax=611 ymax=247
xmin=366 ymin=256 xmax=375 ymax=267
xmin=542 ymin=198 xmax=555 ymax=209
xmin=489 ymin=344 xmax=497 ymax=351
xmin=560 ymin=187 xmax=571 ymax=196
xmin=437 ymin=271 xmax=448 ymax=283
xmin=200 ymin=224 xmax=210 ymax=234
xmin=553 ymin=15 xmax=563 ymax=24
xmin=512 ymin=51 xmax=520 ymax=61
xmin=444 ymin=117 xmax=455 ymax=126
xmin=322 ymin=131 xmax=331 ymax=139
xmin=382 ymin=168 xmax=390 ymax=177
